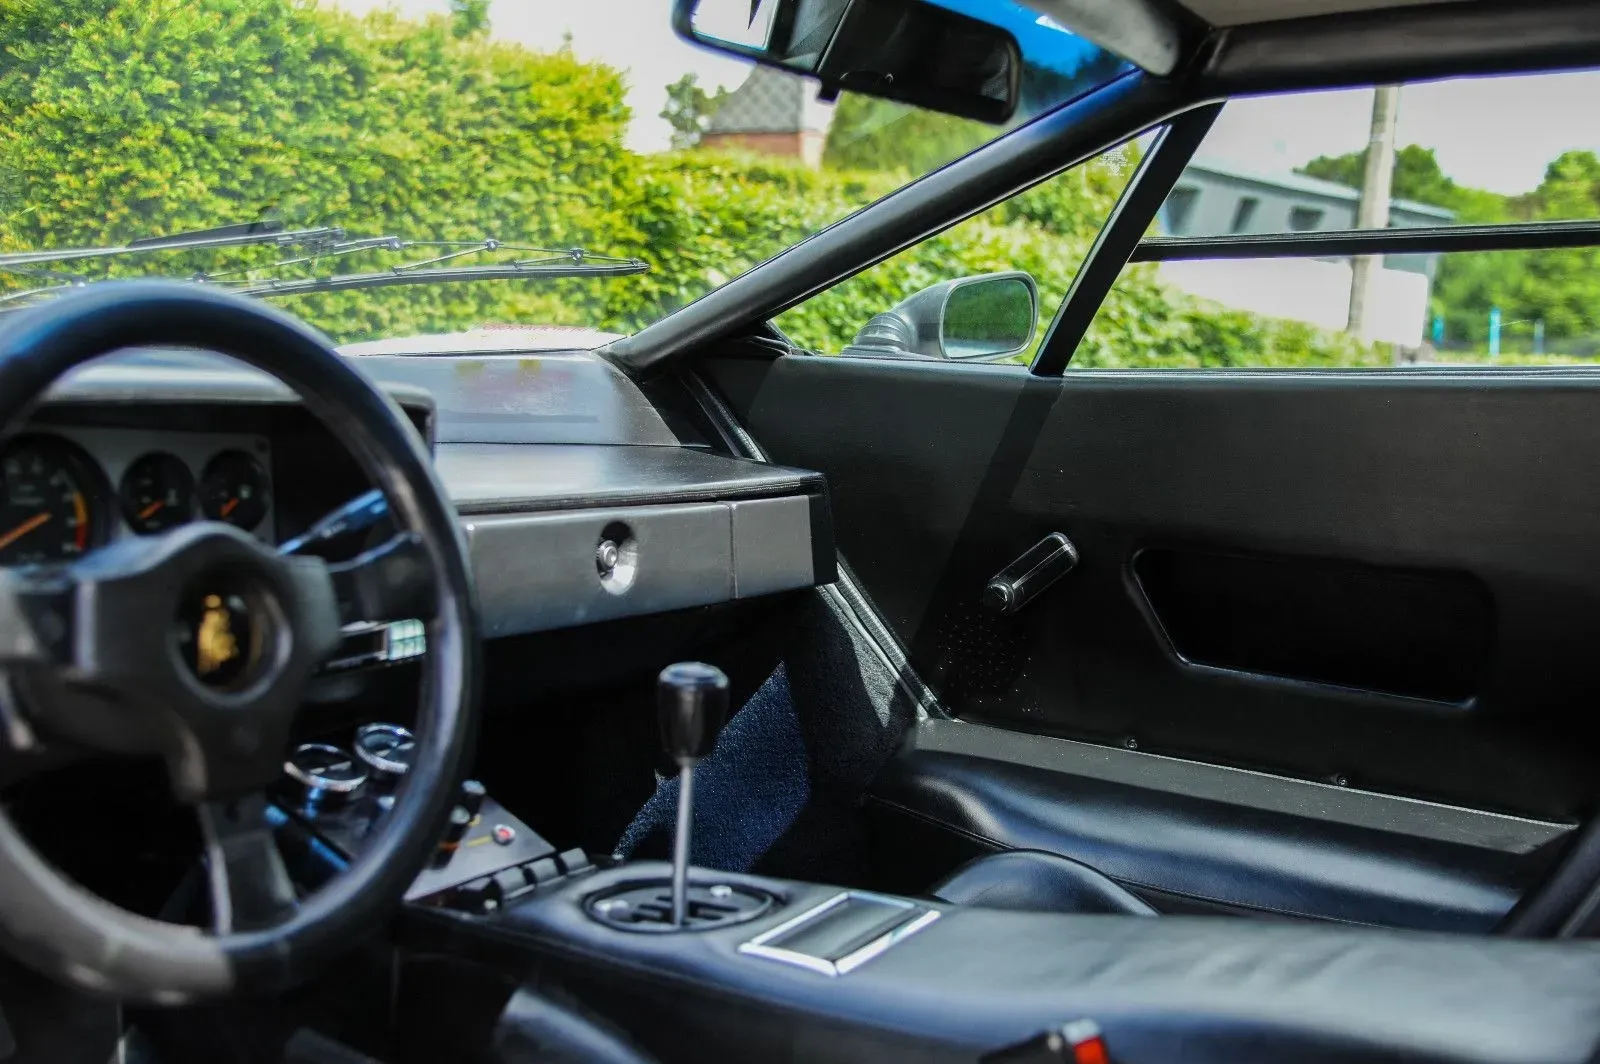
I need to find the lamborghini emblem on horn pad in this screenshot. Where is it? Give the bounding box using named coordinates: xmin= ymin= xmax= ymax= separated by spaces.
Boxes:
xmin=196 ymin=593 xmax=240 ymax=678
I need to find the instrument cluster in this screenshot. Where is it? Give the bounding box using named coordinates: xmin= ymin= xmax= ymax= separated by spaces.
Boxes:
xmin=0 ymin=428 xmax=273 ymax=566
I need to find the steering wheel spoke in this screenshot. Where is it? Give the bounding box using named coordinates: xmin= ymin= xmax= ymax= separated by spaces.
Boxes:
xmin=0 ymin=567 xmax=76 ymax=668
xmin=199 ymin=793 xmax=297 ymax=934
xmin=327 ymin=532 xmax=437 ymax=625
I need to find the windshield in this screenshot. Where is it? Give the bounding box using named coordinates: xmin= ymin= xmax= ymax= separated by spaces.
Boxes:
xmin=0 ymin=0 xmax=1129 ymax=348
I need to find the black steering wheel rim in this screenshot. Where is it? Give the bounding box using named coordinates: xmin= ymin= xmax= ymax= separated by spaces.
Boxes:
xmin=0 ymin=281 xmax=480 ymax=1002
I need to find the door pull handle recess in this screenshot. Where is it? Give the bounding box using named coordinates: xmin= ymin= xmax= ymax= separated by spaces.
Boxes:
xmin=982 ymin=533 xmax=1078 ymax=615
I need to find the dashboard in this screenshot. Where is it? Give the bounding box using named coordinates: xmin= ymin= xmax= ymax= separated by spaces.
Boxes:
xmin=2 ymin=347 xmax=833 ymax=655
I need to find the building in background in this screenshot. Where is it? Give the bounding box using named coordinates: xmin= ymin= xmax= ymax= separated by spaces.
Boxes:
xmin=701 ymin=65 xmax=834 ymax=168
xmin=1158 ymin=160 xmax=1455 ymax=347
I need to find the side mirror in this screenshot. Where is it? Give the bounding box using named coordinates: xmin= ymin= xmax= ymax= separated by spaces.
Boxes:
xmin=843 ymin=272 xmax=1038 ymax=361
xmin=673 ymin=0 xmax=1021 ymax=124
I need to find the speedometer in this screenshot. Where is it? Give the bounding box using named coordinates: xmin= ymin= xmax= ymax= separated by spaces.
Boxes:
xmin=0 ymin=436 xmax=106 ymax=565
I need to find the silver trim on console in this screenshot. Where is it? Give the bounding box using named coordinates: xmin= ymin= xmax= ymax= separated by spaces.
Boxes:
xmin=737 ymin=891 xmax=941 ymax=977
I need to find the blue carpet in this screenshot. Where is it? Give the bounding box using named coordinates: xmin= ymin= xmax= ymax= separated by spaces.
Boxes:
xmin=616 ymin=664 xmax=810 ymax=873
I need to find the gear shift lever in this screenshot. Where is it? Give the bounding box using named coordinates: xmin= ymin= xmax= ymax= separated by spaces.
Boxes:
xmin=657 ymin=662 xmax=729 ymax=927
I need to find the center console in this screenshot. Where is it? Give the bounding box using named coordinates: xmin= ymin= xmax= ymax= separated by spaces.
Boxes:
xmin=271 ymin=722 xmax=594 ymax=916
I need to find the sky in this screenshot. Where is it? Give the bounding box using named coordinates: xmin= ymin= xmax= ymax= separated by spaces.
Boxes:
xmin=328 ymin=0 xmax=1600 ymax=195
xmin=1205 ymin=72 xmax=1600 ymax=195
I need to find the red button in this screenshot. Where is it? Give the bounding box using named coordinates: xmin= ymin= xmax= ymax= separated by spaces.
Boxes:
xmin=491 ymin=824 xmax=516 ymax=846
xmin=1063 ymin=1020 xmax=1109 ymax=1064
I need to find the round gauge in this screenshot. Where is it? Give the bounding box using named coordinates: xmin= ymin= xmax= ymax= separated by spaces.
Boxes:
xmin=353 ymin=723 xmax=415 ymax=783
xmin=283 ymin=743 xmax=367 ymax=808
xmin=119 ymin=452 xmax=194 ymax=535
xmin=198 ymin=450 xmax=269 ymax=531
xmin=0 ymin=435 xmax=106 ymax=566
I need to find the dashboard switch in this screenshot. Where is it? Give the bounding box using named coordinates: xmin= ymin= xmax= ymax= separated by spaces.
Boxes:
xmin=525 ymin=857 xmax=560 ymax=885
xmin=458 ymin=778 xmax=487 ymax=820
xmin=493 ymin=867 xmax=532 ymax=903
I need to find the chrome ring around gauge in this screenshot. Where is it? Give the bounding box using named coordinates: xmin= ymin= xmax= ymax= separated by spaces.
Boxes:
xmin=353 ymin=722 xmax=416 ymax=782
xmin=283 ymin=742 xmax=367 ymax=806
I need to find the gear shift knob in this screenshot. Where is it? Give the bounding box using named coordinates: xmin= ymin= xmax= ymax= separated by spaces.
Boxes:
xmin=657 ymin=662 xmax=729 ymax=927
xmin=657 ymin=661 xmax=729 ymax=766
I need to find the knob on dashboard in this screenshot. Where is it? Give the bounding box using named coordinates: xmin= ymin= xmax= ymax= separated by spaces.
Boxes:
xmin=441 ymin=806 xmax=473 ymax=850
xmin=283 ymin=743 xmax=367 ymax=810
xmin=353 ymin=722 xmax=415 ymax=790
xmin=458 ymin=778 xmax=487 ymax=820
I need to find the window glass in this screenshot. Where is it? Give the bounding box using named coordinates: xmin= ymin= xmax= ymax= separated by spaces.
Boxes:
xmin=773 ymin=142 xmax=1144 ymax=364
xmin=0 ymin=0 xmax=1128 ymax=345
xmin=1074 ymin=74 xmax=1600 ymax=370
xmin=1077 ymin=247 xmax=1600 ymax=369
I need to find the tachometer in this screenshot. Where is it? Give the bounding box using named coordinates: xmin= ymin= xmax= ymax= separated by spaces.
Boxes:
xmin=119 ymin=452 xmax=194 ymax=534
xmin=0 ymin=436 xmax=106 ymax=565
xmin=198 ymin=449 xmax=269 ymax=531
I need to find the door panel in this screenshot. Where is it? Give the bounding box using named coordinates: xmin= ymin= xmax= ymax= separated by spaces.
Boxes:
xmin=701 ymin=351 xmax=1595 ymax=923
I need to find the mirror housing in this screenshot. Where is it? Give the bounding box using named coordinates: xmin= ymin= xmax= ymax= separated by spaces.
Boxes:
xmin=842 ymin=272 xmax=1039 ymax=361
xmin=673 ymin=0 xmax=1021 ymax=124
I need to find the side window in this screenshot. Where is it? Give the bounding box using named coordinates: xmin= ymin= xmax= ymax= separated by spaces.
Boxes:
xmin=774 ymin=141 xmax=1145 ymax=365
xmin=1077 ymin=72 xmax=1600 ymax=369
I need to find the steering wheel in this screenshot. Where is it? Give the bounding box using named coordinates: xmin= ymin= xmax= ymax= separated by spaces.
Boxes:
xmin=0 ymin=282 xmax=480 ymax=1003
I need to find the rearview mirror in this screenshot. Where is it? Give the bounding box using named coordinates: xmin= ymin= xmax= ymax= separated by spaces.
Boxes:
xmin=674 ymin=0 xmax=1021 ymax=124
xmin=843 ymin=272 xmax=1038 ymax=361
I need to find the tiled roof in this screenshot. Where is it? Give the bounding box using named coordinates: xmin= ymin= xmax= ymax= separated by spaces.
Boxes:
xmin=706 ymin=64 xmax=834 ymax=135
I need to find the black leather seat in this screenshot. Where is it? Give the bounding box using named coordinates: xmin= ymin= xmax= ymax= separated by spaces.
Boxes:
xmin=929 ymin=850 xmax=1158 ymax=916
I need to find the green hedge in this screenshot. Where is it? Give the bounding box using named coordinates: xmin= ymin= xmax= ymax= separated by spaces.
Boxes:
xmin=0 ymin=0 xmax=642 ymax=339
xmin=1 ymin=0 xmax=1378 ymax=369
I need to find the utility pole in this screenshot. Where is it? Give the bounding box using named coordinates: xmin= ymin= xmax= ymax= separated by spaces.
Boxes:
xmin=1347 ymin=84 xmax=1401 ymax=339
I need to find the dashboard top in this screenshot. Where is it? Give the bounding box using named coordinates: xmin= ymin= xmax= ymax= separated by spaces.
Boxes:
xmin=46 ymin=346 xmax=675 ymax=447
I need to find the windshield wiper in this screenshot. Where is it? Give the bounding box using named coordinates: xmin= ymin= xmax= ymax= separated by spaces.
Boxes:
xmin=0 ymin=220 xmax=343 ymax=269
xmin=220 ymin=239 xmax=648 ymax=297
xmin=0 ymin=231 xmax=648 ymax=310
xmin=231 ymin=249 xmax=649 ymax=297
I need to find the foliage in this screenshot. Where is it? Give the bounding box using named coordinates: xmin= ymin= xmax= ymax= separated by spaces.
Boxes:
xmin=449 ymin=0 xmax=489 ymax=39
xmin=660 ymin=73 xmax=728 ymax=151
xmin=0 ymin=0 xmax=646 ymax=341
xmin=1300 ymin=144 xmax=1509 ymax=223
xmin=1073 ymin=271 xmax=1383 ymax=369
xmin=822 ymin=95 xmax=990 ymax=174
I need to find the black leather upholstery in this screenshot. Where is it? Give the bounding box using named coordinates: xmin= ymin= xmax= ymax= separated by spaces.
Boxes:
xmin=930 ymin=850 xmax=1157 ymax=916
xmin=870 ymin=748 xmax=1539 ymax=930
xmin=488 ymin=861 xmax=1600 ymax=1064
